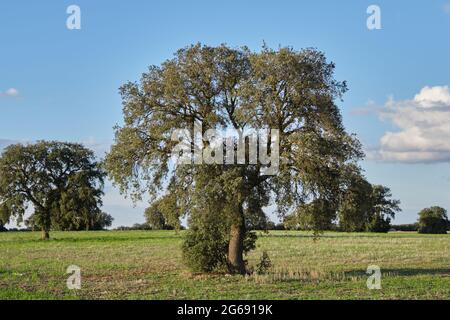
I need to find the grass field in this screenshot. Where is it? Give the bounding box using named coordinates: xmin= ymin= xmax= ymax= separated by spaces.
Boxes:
xmin=0 ymin=230 xmax=448 ymax=300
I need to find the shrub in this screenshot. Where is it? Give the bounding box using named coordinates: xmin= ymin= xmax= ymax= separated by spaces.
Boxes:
xmin=183 ymin=211 xmax=256 ymax=273
xmin=255 ymin=251 xmax=272 ymax=275
xmin=182 ymin=218 xmax=229 ymax=273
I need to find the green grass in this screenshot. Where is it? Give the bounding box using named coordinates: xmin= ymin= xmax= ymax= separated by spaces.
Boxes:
xmin=0 ymin=230 xmax=448 ymax=300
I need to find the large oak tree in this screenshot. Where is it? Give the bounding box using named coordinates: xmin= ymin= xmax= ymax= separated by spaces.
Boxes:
xmin=105 ymin=44 xmax=363 ymax=273
xmin=0 ymin=141 xmax=106 ymax=239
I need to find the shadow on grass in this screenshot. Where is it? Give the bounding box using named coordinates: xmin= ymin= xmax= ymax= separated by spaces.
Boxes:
xmin=259 ymin=232 xmax=447 ymax=239
xmin=50 ymin=235 xmax=182 ymax=242
xmin=343 ymin=268 xmax=450 ymax=278
xmin=250 ymin=267 xmax=450 ymax=284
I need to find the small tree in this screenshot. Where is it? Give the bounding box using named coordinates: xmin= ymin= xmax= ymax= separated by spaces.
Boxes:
xmin=366 ymin=185 xmax=401 ymax=232
xmin=90 ymin=212 xmax=114 ymax=230
xmin=145 ymin=205 xmax=167 ymax=230
xmin=144 ymin=196 xmax=178 ymax=230
xmin=338 ymin=164 xmax=401 ymax=233
xmin=0 ymin=141 xmax=106 ymax=239
xmin=418 ymin=207 xmax=448 ymax=234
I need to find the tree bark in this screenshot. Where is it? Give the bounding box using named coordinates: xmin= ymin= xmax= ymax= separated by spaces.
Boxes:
xmin=227 ymin=206 xmax=246 ymax=274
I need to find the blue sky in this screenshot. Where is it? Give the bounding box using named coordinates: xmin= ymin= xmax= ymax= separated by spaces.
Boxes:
xmin=1 ymin=0 xmax=450 ymax=226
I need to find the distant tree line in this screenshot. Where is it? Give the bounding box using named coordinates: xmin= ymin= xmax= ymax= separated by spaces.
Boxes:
xmin=114 ymin=223 xmax=184 ymax=231
xmin=114 ymin=223 xmax=152 ymax=231
xmin=387 ymin=223 xmax=418 ymax=232
xmin=1 ymin=141 xmax=447 ymax=239
xmin=281 ymin=176 xmax=402 ymax=233
xmin=282 ymin=205 xmax=449 ymax=234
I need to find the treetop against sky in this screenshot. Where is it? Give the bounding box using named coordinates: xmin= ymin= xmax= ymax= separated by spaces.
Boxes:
xmin=1 ymin=1 xmax=450 ymax=226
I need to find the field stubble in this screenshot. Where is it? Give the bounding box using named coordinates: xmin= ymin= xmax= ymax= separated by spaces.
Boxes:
xmin=0 ymin=230 xmax=448 ymax=299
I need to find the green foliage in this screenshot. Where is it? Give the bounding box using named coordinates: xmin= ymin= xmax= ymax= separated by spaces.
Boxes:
xmin=0 ymin=141 xmax=106 ymax=238
xmin=105 ymin=44 xmax=363 ymax=273
xmin=283 ymin=213 xmax=300 ymax=230
xmin=261 ymin=221 xmax=285 ymax=230
xmin=338 ymin=167 xmax=374 ymax=232
xmin=284 ymin=166 xmax=401 ymax=233
xmin=183 ymin=226 xmax=257 ymax=273
xmin=296 ymin=199 xmax=337 ymax=232
xmin=144 ymin=195 xmax=179 ymax=230
xmin=145 ymin=206 xmax=168 ymax=230
xmin=182 ymin=201 xmax=257 ymax=273
xmin=115 ymin=223 xmax=152 ymax=231
xmin=371 ymin=185 xmax=401 ymax=222
xmin=366 ymin=214 xmax=391 ymax=233
xmin=0 ymin=209 xmax=7 ymax=231
xmin=89 ymin=212 xmax=113 ymax=230
xmin=255 ymin=251 xmax=272 ymax=275
xmin=418 ymin=206 xmax=449 ymax=234
xmin=391 ymin=223 xmax=419 ymax=232
xmin=338 ymin=167 xmax=401 ymax=232
xmin=25 ymin=211 xmax=113 ymax=231
xmin=182 ymin=216 xmax=229 ymax=273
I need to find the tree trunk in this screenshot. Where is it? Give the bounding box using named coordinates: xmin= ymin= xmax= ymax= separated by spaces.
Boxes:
xmin=227 ymin=206 xmax=246 ymax=274
xmin=41 ymin=228 xmax=50 ymax=240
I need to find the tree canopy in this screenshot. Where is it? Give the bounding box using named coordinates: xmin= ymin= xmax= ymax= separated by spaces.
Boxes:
xmin=284 ymin=167 xmax=401 ymax=233
xmin=0 ymin=141 xmax=106 ymax=239
xmin=144 ymin=196 xmax=178 ymax=230
xmin=25 ymin=209 xmax=113 ymax=231
xmin=105 ymin=44 xmax=363 ymax=273
xmin=337 ymin=167 xmax=401 ymax=233
xmin=418 ymin=206 xmax=449 ymax=234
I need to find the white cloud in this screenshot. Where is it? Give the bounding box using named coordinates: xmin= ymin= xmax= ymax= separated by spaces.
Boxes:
xmin=0 ymin=88 xmax=19 ymax=97
xmin=444 ymin=3 xmax=450 ymax=14
xmin=413 ymin=85 xmax=450 ymax=106
xmin=369 ymin=85 xmax=450 ymax=163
